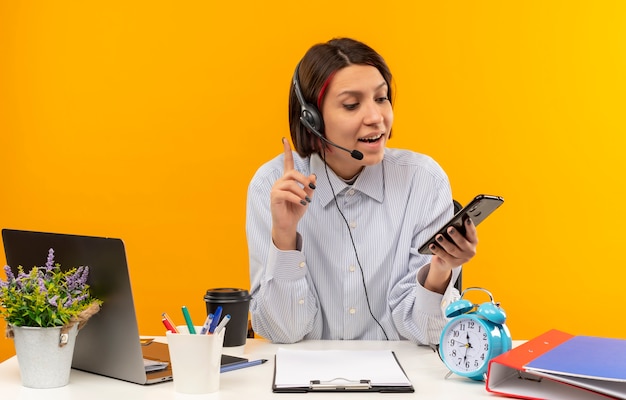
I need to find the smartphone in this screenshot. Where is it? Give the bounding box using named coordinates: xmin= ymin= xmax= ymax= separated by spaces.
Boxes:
xmin=418 ymin=194 xmax=504 ymax=255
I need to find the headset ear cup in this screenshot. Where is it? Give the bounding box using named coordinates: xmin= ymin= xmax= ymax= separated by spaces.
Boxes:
xmin=293 ymin=62 xmax=325 ymax=134
xmin=476 ymin=302 xmax=507 ymax=325
xmin=301 ymin=104 xmax=324 ymax=133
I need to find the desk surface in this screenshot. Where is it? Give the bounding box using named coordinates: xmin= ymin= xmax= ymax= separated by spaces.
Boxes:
xmin=0 ymin=338 xmax=514 ymax=399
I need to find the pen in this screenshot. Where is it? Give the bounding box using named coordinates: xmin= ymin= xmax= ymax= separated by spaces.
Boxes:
xmin=181 ymin=306 xmax=196 ymax=334
xmin=199 ymin=313 xmax=214 ymax=335
xmin=213 ymin=314 xmax=231 ymax=335
xmin=161 ymin=317 xmax=177 ymax=334
xmin=220 ymin=359 xmax=268 ymax=373
xmin=161 ymin=312 xmax=179 ymax=333
xmin=209 ymin=306 xmax=223 ymax=334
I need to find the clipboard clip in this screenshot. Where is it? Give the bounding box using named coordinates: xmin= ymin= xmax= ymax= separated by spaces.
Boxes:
xmin=309 ymin=378 xmax=372 ymax=390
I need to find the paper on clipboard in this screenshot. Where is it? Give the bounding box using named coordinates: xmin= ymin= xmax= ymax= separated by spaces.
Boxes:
xmin=273 ymin=348 xmax=413 ymax=391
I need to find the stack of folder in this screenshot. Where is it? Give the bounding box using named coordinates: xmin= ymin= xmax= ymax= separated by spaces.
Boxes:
xmin=486 ymin=329 xmax=626 ymax=399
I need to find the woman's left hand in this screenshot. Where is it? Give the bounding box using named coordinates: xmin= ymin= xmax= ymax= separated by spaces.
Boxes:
xmin=425 ymin=217 xmax=478 ymax=293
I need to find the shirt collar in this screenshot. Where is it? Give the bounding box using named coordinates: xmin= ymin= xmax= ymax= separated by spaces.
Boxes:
xmin=310 ymin=153 xmax=385 ymax=207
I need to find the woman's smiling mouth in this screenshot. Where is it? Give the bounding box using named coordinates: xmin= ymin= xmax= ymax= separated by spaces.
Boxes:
xmin=358 ymin=133 xmax=384 ymax=143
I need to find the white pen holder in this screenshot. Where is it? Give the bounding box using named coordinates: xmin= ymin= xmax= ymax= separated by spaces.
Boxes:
xmin=166 ymin=326 xmax=225 ymax=394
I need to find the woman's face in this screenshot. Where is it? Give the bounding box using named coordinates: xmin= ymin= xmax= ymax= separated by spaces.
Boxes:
xmin=320 ymin=64 xmax=393 ymax=180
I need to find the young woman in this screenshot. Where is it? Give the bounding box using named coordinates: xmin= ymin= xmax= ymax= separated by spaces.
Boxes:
xmin=246 ymin=38 xmax=478 ymax=344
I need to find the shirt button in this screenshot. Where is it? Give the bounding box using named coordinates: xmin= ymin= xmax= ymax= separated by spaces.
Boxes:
xmin=348 ymin=189 xmax=355 ymax=196
xmin=298 ymin=299 xmax=305 ymax=305
xmin=349 ymin=221 xmax=357 ymax=229
xmin=349 ymin=308 xmax=356 ymax=314
xmin=298 ymin=261 xmax=306 ymax=268
xmin=349 ymin=265 xmax=356 ymax=272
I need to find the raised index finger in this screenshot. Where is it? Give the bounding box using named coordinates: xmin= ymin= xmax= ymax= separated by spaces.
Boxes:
xmin=282 ymin=137 xmax=294 ymax=172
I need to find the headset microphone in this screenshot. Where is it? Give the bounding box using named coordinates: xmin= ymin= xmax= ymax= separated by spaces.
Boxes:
xmin=293 ymin=62 xmax=364 ymax=161
xmin=299 ymin=116 xmax=364 ymax=160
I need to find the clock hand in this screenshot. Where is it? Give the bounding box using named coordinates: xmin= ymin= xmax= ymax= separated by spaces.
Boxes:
xmin=461 ymin=332 xmax=474 ymax=365
xmin=459 ymin=337 xmax=470 ymax=365
xmin=466 ymin=332 xmax=473 ymax=349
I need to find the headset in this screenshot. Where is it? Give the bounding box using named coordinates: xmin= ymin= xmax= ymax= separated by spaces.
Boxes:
xmin=292 ymin=62 xmax=364 ymax=160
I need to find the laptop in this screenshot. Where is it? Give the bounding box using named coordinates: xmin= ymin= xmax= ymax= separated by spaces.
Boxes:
xmin=1 ymin=229 xmax=246 ymax=385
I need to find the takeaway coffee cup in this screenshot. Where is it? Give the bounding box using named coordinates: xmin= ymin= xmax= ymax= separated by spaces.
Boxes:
xmin=204 ymin=288 xmax=251 ymax=348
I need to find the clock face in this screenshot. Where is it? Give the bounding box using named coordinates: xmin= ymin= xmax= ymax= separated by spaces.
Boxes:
xmin=440 ymin=316 xmax=491 ymax=375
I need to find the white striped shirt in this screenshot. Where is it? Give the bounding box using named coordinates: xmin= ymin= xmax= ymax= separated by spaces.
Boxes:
xmin=246 ymin=149 xmax=461 ymax=344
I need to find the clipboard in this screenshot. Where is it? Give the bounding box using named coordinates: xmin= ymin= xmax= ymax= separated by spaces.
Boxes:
xmin=271 ymin=348 xmax=414 ymax=393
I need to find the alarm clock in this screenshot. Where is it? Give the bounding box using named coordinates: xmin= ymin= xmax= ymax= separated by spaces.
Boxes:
xmin=438 ymin=287 xmax=512 ymax=381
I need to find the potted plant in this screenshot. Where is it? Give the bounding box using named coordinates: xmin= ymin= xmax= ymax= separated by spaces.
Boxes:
xmin=0 ymin=248 xmax=101 ymax=388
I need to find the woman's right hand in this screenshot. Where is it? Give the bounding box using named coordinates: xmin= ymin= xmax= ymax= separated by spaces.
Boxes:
xmin=270 ymin=138 xmax=317 ymax=250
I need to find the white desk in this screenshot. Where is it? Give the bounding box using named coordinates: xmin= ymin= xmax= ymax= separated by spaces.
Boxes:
xmin=0 ymin=338 xmax=516 ymax=399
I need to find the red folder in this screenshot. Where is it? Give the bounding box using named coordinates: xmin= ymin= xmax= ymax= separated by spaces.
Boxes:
xmin=486 ymin=329 xmax=625 ymax=399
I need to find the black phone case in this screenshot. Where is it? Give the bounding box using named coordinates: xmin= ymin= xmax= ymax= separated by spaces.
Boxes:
xmin=418 ymin=194 xmax=504 ymax=255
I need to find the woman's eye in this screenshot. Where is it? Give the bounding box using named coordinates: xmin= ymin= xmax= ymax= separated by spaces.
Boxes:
xmin=343 ymin=103 xmax=359 ymax=110
xmin=376 ymin=96 xmax=389 ymax=103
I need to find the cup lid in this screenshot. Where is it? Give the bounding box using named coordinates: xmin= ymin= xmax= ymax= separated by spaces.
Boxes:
xmin=204 ymin=288 xmax=251 ymax=302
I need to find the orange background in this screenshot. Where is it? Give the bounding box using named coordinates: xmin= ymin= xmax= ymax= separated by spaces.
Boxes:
xmin=2 ymin=1 xmax=625 ymax=362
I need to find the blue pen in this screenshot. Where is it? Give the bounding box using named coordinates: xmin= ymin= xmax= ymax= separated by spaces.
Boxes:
xmin=209 ymin=306 xmax=223 ymax=333
xmin=220 ymin=359 xmax=268 ymax=373
xmin=181 ymin=306 xmax=196 ymax=334
xmin=199 ymin=313 xmax=214 ymax=335
xmin=214 ymin=314 xmax=231 ymax=335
